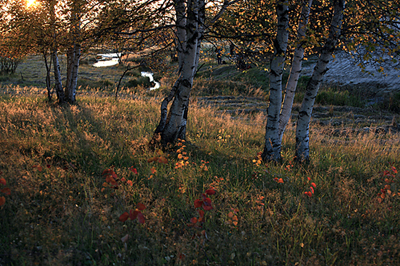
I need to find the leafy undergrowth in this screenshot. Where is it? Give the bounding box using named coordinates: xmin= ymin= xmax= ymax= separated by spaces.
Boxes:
xmin=0 ymin=93 xmax=400 ymax=265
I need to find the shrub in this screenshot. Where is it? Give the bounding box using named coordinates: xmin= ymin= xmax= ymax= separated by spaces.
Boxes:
xmin=0 ymin=56 xmax=22 ymax=74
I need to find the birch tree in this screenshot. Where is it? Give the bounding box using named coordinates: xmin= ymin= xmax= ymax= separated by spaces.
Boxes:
xmin=262 ymin=0 xmax=345 ymax=162
xmin=295 ymin=0 xmax=345 ymax=162
xmin=152 ymin=0 xmax=238 ymax=146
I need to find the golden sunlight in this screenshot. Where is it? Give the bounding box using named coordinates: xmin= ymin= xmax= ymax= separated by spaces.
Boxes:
xmin=26 ymin=0 xmax=36 ymax=7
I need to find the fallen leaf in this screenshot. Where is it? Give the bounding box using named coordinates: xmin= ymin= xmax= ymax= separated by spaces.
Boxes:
xmin=0 ymin=178 xmax=6 ymax=186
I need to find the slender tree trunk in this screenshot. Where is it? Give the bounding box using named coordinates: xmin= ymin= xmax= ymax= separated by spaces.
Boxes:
xmin=295 ymin=0 xmax=345 ymax=162
xmin=52 ymin=49 xmax=65 ymax=103
xmin=65 ymin=5 xmax=81 ymax=104
xmin=175 ymin=0 xmax=187 ymax=73
xmin=262 ymin=0 xmax=289 ymax=162
xmin=66 ymin=43 xmax=80 ymax=103
xmin=50 ymin=0 xmax=64 ymax=103
xmin=278 ymin=0 xmax=313 ymax=143
xmin=194 ymin=0 xmax=205 ymax=71
xmin=43 ymin=50 xmax=52 ymax=101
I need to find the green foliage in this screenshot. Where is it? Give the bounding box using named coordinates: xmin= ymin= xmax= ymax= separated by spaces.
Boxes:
xmin=125 ymin=76 xmax=152 ymax=88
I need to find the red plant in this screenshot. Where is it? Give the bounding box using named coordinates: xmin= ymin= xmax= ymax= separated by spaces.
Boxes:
xmin=304 ymin=177 xmax=316 ymax=198
xmin=188 ymin=189 xmax=216 ymax=228
xmin=0 ymin=177 xmax=11 ymax=206
xmin=102 ymin=168 xmax=119 ymax=188
xmin=119 ymin=203 xmax=146 ymax=224
xmin=377 ymin=165 xmax=398 ymax=203
xmin=129 ymin=166 xmax=138 ymax=174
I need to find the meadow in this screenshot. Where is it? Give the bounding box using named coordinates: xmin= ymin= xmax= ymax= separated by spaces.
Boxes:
xmin=0 ymin=56 xmax=400 ymax=265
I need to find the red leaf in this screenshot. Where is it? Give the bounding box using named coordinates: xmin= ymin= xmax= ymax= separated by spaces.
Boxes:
xmin=198 ymin=210 xmax=204 ymax=218
xmin=190 ymin=217 xmax=198 ymax=224
xmin=137 ymin=212 xmax=145 ymax=224
xmin=102 ymin=169 xmax=112 ymax=175
xmin=127 ymin=180 xmax=133 ymax=186
xmin=0 ymin=196 xmax=5 ymax=206
xmin=0 ymin=178 xmax=6 ymax=186
xmin=129 ymin=210 xmax=139 ymax=220
xmin=203 ymin=205 xmax=213 ymax=211
xmin=307 ymin=177 xmax=311 ymax=181
xmin=136 ymin=203 xmax=146 ymax=211
xmin=194 ymin=199 xmax=203 ymax=208
xmin=277 ymin=178 xmax=284 ymax=183
xmin=129 ymin=167 xmax=138 ymax=174
xmin=119 ymin=212 xmax=129 ymax=222
xmin=206 ymin=189 xmax=216 ymax=195
xmin=310 ymin=187 xmax=314 ymax=194
xmin=203 ymin=197 xmax=212 ymax=205
xmin=1 ymin=188 xmax=11 ymax=196
xmin=392 ymin=166 xmax=398 ymax=174
xmin=311 ymin=182 xmax=316 ymax=188
xmin=151 ymin=167 xmax=157 ymax=174
xmin=304 ymin=191 xmax=312 ymax=197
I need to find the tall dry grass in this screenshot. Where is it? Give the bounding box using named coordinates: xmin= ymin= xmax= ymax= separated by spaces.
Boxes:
xmin=0 ymin=91 xmax=399 ymax=265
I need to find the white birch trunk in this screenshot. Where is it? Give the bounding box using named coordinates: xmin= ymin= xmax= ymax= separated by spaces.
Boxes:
xmin=175 ymin=0 xmax=187 ymax=73
xmin=52 ymin=49 xmax=64 ymax=103
xmin=295 ymin=0 xmax=345 ymax=161
xmin=194 ymin=0 xmax=205 ymax=72
xmin=153 ymin=0 xmax=201 ymax=145
xmin=65 ymin=6 xmax=81 ymax=104
xmin=262 ymin=1 xmax=289 ymax=162
xmin=50 ymin=0 xmax=64 ymax=103
xmin=278 ymin=0 xmax=312 ymax=143
xmin=43 ymin=50 xmax=52 ymax=101
xmin=66 ymin=44 xmax=80 ymax=103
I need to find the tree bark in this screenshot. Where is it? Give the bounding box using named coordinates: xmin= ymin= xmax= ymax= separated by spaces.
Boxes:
xmin=278 ymin=0 xmax=312 ymax=143
xmin=175 ymin=0 xmax=187 ymax=73
xmin=262 ymin=0 xmax=289 ymax=162
xmin=43 ymin=50 xmax=52 ymax=101
xmin=52 ymin=49 xmax=65 ymax=103
xmin=66 ymin=43 xmax=80 ymax=103
xmin=65 ymin=4 xmax=81 ymax=104
xmin=152 ymin=0 xmax=202 ymax=146
xmin=295 ymin=0 xmax=345 ymax=162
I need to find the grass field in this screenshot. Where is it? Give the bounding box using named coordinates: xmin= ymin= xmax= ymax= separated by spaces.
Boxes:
xmin=1 ymin=54 xmax=400 ymax=265
xmin=0 ymin=86 xmax=399 ymax=265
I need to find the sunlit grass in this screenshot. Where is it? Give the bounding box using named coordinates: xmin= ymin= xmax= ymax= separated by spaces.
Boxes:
xmin=0 ymin=91 xmax=399 ymax=265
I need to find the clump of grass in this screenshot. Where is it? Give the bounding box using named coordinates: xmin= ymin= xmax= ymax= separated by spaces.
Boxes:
xmin=0 ymin=91 xmax=400 ymax=265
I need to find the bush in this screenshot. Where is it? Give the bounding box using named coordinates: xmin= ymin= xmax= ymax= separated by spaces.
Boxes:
xmin=125 ymin=77 xmax=152 ymax=88
xmin=377 ymin=91 xmax=400 ymax=113
xmin=0 ymin=56 xmax=22 ymax=74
